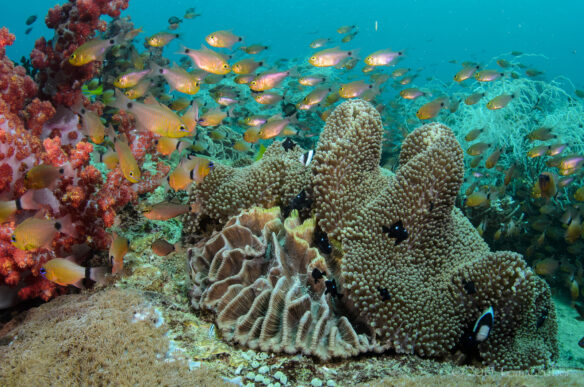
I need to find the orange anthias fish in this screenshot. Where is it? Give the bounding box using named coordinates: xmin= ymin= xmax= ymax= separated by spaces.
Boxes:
xmin=12 ymin=214 xmax=77 ymax=251
xmin=109 ymin=233 xmax=129 ymax=274
xmin=42 ymin=258 xmax=107 ymax=288
xmin=143 ymin=202 xmax=190 ymax=221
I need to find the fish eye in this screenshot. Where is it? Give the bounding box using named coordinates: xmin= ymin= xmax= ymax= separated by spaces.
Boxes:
xmin=180 ymin=125 xmax=187 ymax=132
xmin=208 ymin=161 xmax=215 ymax=168
xmin=70 ymin=54 xmax=76 ymax=59
xmin=10 ymin=234 xmax=16 ymax=242
xmin=129 ymin=171 xmax=135 ymax=177
xmin=310 ymin=56 xmax=316 ymax=61
xmin=223 ymin=64 xmax=229 ymax=69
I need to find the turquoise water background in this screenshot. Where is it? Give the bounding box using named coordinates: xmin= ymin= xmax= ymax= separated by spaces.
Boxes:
xmin=2 ymin=0 xmax=584 ymax=89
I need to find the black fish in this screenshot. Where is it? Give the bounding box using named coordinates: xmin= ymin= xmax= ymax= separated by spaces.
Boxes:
xmin=382 ymin=220 xmax=408 ymax=245
xmin=324 ymin=279 xmax=342 ymax=299
xmin=378 ymin=287 xmax=391 ymax=301
xmin=168 ymin=16 xmax=182 ymax=24
xmin=282 ymin=101 xmax=297 ymax=117
xmin=25 ymin=15 xmax=37 ymax=26
xmin=313 ymin=225 xmax=331 ymax=254
xmin=25 ymin=27 xmax=32 ymax=35
xmin=472 ymin=306 xmax=494 ymax=343
xmin=579 ymin=337 xmax=584 ymax=348
xmin=282 ymin=137 xmax=296 ymax=151
xmin=462 ymin=279 xmax=476 ymax=295
xmin=536 ymin=307 xmax=548 ymax=329
xmin=312 ymin=268 xmax=326 ymax=284
xmin=282 ymin=189 xmax=313 ymax=218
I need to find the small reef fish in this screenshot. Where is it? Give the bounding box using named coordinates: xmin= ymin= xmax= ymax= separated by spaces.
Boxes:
xmin=42 ymin=258 xmax=107 ymax=288
xmin=205 ymin=30 xmax=242 ymax=48
xmin=113 ymin=69 xmax=152 ymax=89
xmin=109 ymin=233 xmax=129 ymax=274
xmin=312 ymin=268 xmax=326 ymax=284
xmin=364 ymin=49 xmax=403 ymax=66
xmin=0 ymin=190 xmax=39 ymax=223
xmin=12 ymin=214 xmax=77 ymax=251
xmin=538 ymin=172 xmax=557 ymax=200
xmin=339 ymin=80 xmax=373 ymax=98
xmin=324 ymin=279 xmax=343 ymax=299
xmin=143 ymin=202 xmax=190 ymax=221
xmin=486 ymin=93 xmax=516 ymax=110
xmin=151 ymin=63 xmax=200 ymax=95
xmin=465 ymin=191 xmax=490 ymax=207
xmin=299 ymin=75 xmax=326 ymax=86
xmin=466 ymin=142 xmax=491 ymax=156
xmin=464 ymin=128 xmax=484 ymax=142
xmin=152 ymin=239 xmax=177 ymax=256
xmin=113 ymin=135 xmax=141 ymax=183
xmin=75 ymin=106 xmax=105 ymax=144
xmin=527 ymin=127 xmax=556 ymax=141
xmin=232 ymin=58 xmax=263 ymax=75
xmin=474 ymin=70 xmax=505 ymax=82
xmin=454 ymin=65 xmax=479 ymax=82
xmin=181 ymin=46 xmax=231 ymax=75
xmin=416 ymin=97 xmax=448 ymax=120
xmin=25 ymin=164 xmax=69 ymax=189
xmin=111 ymin=90 xmax=191 ymax=138
xmin=69 ymin=36 xmax=121 ymax=66
xmin=472 ymin=306 xmax=494 ymax=343
xmin=240 ymin=44 xmax=268 ymax=54
xmin=259 ymin=116 xmax=292 ymax=140
xmin=310 ymin=38 xmax=331 ymax=48
xmin=399 ymin=88 xmax=426 ymax=100
xmin=464 ymin=92 xmax=485 ymax=106
xmin=309 ymin=47 xmax=354 ymax=67
xmin=146 ymin=32 xmax=179 ymax=48
xmin=250 ymin=70 xmax=292 ymax=92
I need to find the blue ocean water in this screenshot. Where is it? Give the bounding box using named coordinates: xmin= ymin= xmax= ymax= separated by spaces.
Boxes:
xmin=2 ymin=0 xmax=584 ymax=89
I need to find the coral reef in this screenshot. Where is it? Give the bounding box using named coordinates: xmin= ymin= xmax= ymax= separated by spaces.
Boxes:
xmin=183 ymin=140 xmax=311 ymax=242
xmin=186 ymin=99 xmax=558 ymax=370
xmin=31 ymin=0 xmax=129 ymax=107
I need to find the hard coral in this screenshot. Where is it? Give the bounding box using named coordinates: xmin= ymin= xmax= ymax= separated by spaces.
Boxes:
xmin=189 ymin=207 xmax=370 ymax=360
xmin=186 ymin=100 xmax=558 ymax=370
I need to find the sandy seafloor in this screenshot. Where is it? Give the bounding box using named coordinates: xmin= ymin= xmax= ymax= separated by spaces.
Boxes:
xmin=0 ymin=203 xmax=583 ymax=387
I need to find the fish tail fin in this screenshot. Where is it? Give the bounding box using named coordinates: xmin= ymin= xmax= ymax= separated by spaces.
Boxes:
xmin=18 ymin=189 xmax=40 ymax=211
xmin=89 ymin=266 xmax=108 ymax=285
xmin=109 ymin=88 xmax=131 ymax=111
xmin=56 ymin=214 xmax=77 ymax=238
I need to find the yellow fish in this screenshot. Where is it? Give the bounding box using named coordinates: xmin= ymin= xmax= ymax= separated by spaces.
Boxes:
xmin=0 ymin=190 xmax=38 ymax=223
xmin=152 ymin=63 xmax=200 ymax=95
xmin=76 ymin=106 xmax=105 ymax=144
xmin=146 ymin=32 xmax=179 ymax=48
xmin=113 ymin=134 xmax=141 ymax=184
xmin=309 ymin=47 xmax=353 ymax=67
xmin=486 ymin=93 xmax=516 ymax=110
xmin=181 ymin=45 xmax=231 ymax=75
xmin=12 ymin=214 xmax=76 ymax=251
xmin=205 ymin=30 xmax=242 ymax=48
xmin=109 ymin=233 xmax=129 ymax=274
xmin=111 ymin=90 xmax=191 ymax=138
xmin=42 ymin=258 xmax=106 ymax=288
xmin=113 ymin=69 xmax=151 ymax=89
xmin=232 ymin=58 xmax=263 ymax=75
xmin=25 ymin=164 xmax=68 ymax=189
xmin=69 ymin=37 xmax=120 ymax=66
